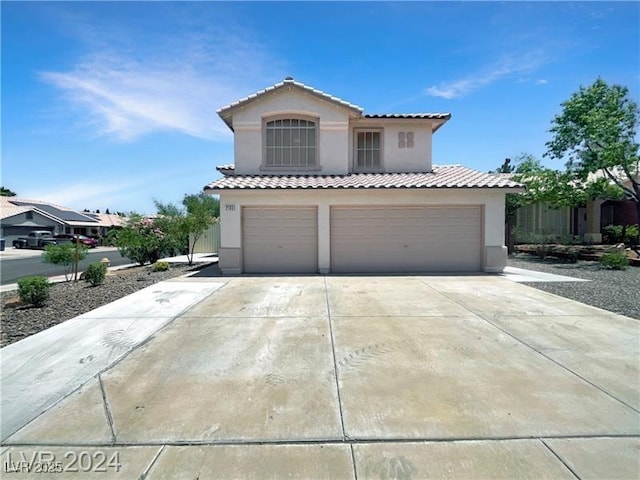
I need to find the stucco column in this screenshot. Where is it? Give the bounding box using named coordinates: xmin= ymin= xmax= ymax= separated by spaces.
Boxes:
xmin=584 ymin=199 xmax=604 ymax=244
xmin=317 ymin=203 xmax=330 ymax=274
xmin=483 ymin=193 xmax=508 ymax=273
xmin=218 ymin=198 xmax=242 ymax=274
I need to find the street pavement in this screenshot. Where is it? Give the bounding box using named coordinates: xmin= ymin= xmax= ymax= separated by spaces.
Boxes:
xmin=0 ymin=247 xmax=131 ymax=286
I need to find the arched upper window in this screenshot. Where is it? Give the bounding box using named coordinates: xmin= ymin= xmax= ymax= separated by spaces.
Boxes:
xmin=265 ymin=118 xmax=317 ymax=167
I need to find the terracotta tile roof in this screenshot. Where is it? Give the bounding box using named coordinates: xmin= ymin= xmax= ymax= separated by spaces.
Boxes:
xmin=217 ymin=78 xmax=364 ymax=116
xmin=205 ymin=165 xmax=523 ymax=191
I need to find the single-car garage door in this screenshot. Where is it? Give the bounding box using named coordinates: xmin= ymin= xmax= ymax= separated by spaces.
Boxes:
xmin=331 ymin=206 xmax=482 ymax=273
xmin=243 ymin=207 xmax=318 ymax=273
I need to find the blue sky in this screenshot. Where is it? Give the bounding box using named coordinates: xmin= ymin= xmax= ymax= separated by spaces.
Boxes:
xmin=2 ymin=1 xmax=639 ymax=214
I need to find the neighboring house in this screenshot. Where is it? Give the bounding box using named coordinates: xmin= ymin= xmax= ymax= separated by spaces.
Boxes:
xmin=515 ymin=176 xmax=639 ymax=243
xmin=0 ymin=197 xmax=125 ymax=244
xmin=204 ymin=78 xmax=522 ymax=274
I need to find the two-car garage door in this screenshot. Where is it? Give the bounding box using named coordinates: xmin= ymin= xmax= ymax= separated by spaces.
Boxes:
xmin=242 ymin=206 xmax=482 ymax=273
xmin=331 ymin=206 xmax=482 ymax=272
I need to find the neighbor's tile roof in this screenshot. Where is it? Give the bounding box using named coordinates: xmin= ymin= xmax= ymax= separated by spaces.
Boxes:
xmin=0 ymin=196 xmax=106 ymax=226
xmin=0 ymin=197 xmax=33 ymax=220
xmin=217 ymin=78 xmax=364 ymax=115
xmin=205 ymin=165 xmax=522 ymax=191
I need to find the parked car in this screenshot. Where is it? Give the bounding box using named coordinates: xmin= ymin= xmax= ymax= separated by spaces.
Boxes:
xmin=53 ymin=234 xmax=99 ymax=248
xmin=12 ymin=231 xmax=58 ymax=249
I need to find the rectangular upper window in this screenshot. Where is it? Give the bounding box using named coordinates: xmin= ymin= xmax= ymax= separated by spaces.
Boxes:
xmin=265 ymin=118 xmax=317 ymax=167
xmin=355 ymin=130 xmax=382 ymax=169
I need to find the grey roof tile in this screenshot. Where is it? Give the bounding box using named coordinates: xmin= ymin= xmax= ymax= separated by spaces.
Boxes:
xmin=206 ymin=165 xmax=522 ymax=191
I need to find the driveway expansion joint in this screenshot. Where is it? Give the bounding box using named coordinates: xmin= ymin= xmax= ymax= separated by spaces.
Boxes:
xmin=324 ymin=275 xmax=347 ymax=441
xmin=5 ymin=434 xmax=638 ymax=449
xmin=417 ymin=277 xmax=640 ymax=416
xmin=349 ymin=444 xmax=358 ymax=480
xmin=98 ymin=373 xmax=117 ymax=444
xmin=539 ymin=438 xmax=582 ymax=480
xmin=478 ymin=314 xmax=640 ymax=415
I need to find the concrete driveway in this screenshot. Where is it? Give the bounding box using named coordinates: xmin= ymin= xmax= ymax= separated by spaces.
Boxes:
xmin=1 ymin=275 xmax=639 ymax=478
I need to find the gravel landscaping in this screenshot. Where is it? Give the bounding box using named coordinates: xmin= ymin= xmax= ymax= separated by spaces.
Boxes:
xmin=2 ymin=257 xmax=637 ymax=348
xmin=508 ymin=253 xmax=640 ymax=320
xmin=1 ymin=264 xmax=201 ymax=347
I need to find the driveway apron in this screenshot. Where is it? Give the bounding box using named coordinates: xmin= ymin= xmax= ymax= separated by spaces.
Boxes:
xmin=2 ymin=274 xmax=638 ymax=479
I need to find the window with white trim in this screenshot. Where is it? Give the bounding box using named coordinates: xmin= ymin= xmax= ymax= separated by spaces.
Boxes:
xmin=265 ymin=118 xmax=317 ymax=167
xmin=356 ymin=130 xmax=382 ymax=169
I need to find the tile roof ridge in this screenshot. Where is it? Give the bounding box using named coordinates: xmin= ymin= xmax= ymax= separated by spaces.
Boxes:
xmin=217 ymin=78 xmax=364 ymax=114
xmin=364 ymin=113 xmax=451 ymax=118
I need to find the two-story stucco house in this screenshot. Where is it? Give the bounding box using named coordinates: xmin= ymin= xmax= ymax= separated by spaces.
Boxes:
xmin=204 ymin=78 xmax=521 ymax=275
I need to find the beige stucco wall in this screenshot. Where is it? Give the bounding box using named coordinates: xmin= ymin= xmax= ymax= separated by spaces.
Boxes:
xmin=216 ymin=189 xmax=511 ymax=274
xmin=231 ymin=88 xmax=353 ymax=175
xmin=349 ymin=120 xmax=433 ymax=173
xmin=228 ymin=88 xmax=438 ymax=175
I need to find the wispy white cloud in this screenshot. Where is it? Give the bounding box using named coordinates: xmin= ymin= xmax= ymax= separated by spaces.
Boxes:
xmin=426 ymin=51 xmax=550 ymax=99
xmin=21 ymin=178 xmax=145 ymax=212
xmin=40 ymin=22 xmax=284 ymax=141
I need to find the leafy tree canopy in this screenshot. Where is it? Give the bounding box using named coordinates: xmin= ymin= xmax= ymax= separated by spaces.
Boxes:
xmin=1 ymin=186 xmax=17 ymax=197
xmin=154 ymin=193 xmax=220 ymax=265
xmin=545 ymin=78 xmax=639 ymax=204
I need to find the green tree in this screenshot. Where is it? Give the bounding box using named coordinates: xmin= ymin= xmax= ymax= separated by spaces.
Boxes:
xmin=545 ymin=78 xmax=639 ymax=242
xmin=492 ymin=155 xmax=558 ymax=251
xmin=1 ymin=186 xmax=17 ymax=196
xmin=154 ymin=193 xmax=220 ymax=265
xmin=110 ymin=214 xmax=168 ymax=265
xmin=42 ymin=243 xmax=88 ymax=282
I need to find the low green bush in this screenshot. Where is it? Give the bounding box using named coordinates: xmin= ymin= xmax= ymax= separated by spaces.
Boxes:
xmin=85 ymin=262 xmax=107 ymax=286
xmin=602 ymin=224 xmax=639 ymax=245
xmin=17 ymin=276 xmax=51 ymax=307
xmin=600 ymin=251 xmax=629 ymax=270
xmin=152 ymin=261 xmax=170 ymax=272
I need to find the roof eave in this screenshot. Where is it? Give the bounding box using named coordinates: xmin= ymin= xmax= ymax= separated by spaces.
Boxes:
xmin=204 ymin=185 xmax=525 ymax=192
xmin=216 ymin=80 xmax=364 ymax=126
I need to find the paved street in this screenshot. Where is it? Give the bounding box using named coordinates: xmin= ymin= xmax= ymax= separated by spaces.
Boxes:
xmin=1 ymin=274 xmax=638 ymax=478
xmin=0 ymin=247 xmax=131 ymax=285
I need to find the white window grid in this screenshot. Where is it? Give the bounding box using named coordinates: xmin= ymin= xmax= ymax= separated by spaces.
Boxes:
xmin=265 ymin=118 xmax=317 ymax=167
xmin=356 ymin=130 xmax=381 ymax=168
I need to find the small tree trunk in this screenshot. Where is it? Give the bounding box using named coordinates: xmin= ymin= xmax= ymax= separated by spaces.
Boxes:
xmin=505 ymin=216 xmax=516 ymax=254
xmin=73 ymin=240 xmax=79 ymax=282
xmin=634 ymin=200 xmax=640 ymax=247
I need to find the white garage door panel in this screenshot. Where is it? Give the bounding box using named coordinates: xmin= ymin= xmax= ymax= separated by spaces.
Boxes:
xmin=243 ymin=207 xmax=317 ymax=273
xmin=331 ymin=206 xmax=482 ymax=272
